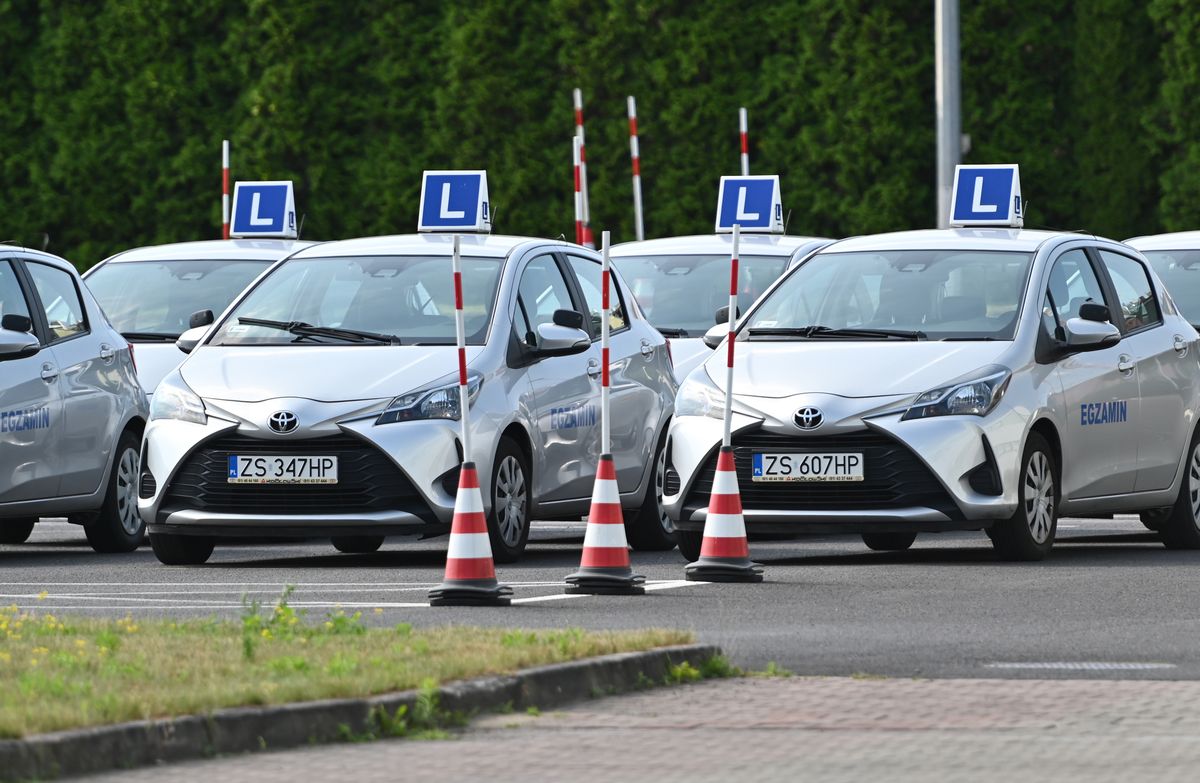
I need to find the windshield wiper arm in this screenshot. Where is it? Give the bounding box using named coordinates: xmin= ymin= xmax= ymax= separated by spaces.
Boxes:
xmin=748 ymin=325 xmax=925 ymax=340
xmin=237 ymin=317 xmax=402 ymax=345
xmin=655 ymin=327 xmax=690 ymax=337
xmin=121 ymin=331 xmax=179 ymax=342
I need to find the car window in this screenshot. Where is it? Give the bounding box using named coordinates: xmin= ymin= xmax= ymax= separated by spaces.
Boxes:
xmin=1099 ymin=250 xmax=1161 ymax=332
xmin=517 ymin=255 xmax=575 ymax=331
xmin=25 ymin=261 xmax=88 ymax=342
xmin=0 ymin=261 xmax=32 ymax=327
xmin=1044 ymin=249 xmax=1108 ymax=336
xmin=1143 ymin=250 xmax=1200 ymax=325
xmin=565 ymin=255 xmax=628 ymax=335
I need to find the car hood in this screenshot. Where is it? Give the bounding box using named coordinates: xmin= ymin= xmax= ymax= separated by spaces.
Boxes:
xmin=668 ymin=338 xmax=713 ymax=384
xmin=129 ymin=343 xmax=187 ymax=396
xmin=707 ymin=340 xmax=1012 ymax=398
xmin=181 ymin=345 xmax=482 ymax=403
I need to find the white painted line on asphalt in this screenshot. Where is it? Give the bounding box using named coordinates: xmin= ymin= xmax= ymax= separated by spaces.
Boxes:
xmin=985 ymin=662 xmax=1177 ymax=671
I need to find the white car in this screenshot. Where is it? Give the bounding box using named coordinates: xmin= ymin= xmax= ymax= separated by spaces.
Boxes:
xmin=1125 ymin=232 xmax=1200 ymax=330
xmin=666 ymin=227 xmax=1200 ymax=561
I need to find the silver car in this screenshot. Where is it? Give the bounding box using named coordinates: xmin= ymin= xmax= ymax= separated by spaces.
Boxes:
xmin=611 ymin=234 xmax=830 ymax=381
xmin=139 ymin=233 xmax=676 ymax=565
xmin=0 ymin=247 xmax=148 ymax=550
xmin=83 ymin=239 xmax=314 ymax=395
xmin=666 ymin=228 xmax=1200 ymax=561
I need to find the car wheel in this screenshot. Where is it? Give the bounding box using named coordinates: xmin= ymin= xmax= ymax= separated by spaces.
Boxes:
xmin=1159 ymin=431 xmax=1200 ymax=549
xmin=332 ymin=535 xmax=384 ymax=554
xmin=677 ymin=529 xmax=704 ymax=562
xmin=0 ymin=518 xmax=37 ymax=544
xmin=1140 ymin=507 xmax=1171 ymax=532
xmin=625 ymin=433 xmax=677 ymax=551
xmin=862 ymin=532 xmax=917 ymax=551
xmin=149 ymin=533 xmax=215 ymax=565
xmin=84 ymin=432 xmax=145 ymax=553
xmin=990 ymin=432 xmax=1058 ymax=561
xmin=487 ymin=438 xmax=530 ymax=564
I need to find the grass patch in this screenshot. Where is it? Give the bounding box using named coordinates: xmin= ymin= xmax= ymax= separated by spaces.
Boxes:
xmin=0 ymin=594 xmax=691 ymax=738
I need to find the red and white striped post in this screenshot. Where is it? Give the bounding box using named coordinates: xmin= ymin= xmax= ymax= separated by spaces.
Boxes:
xmin=628 ymin=96 xmax=645 ymax=242
xmin=573 ymin=136 xmax=584 ymax=245
xmin=221 ymin=139 xmax=231 ymax=240
xmin=574 ymin=88 xmax=594 ymax=249
xmin=452 ymin=234 xmax=472 ymax=463
xmin=722 ymin=224 xmax=739 ymax=447
xmin=739 ymin=108 xmax=749 ymax=176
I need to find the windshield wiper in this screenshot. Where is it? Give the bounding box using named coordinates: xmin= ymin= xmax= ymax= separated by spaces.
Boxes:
xmin=121 ymin=331 xmax=179 ymax=342
xmin=237 ymin=317 xmax=402 ymax=345
xmin=655 ymin=327 xmax=690 ymax=338
xmin=748 ymin=325 xmax=925 ymax=340
xmin=940 ymin=336 xmax=999 ymax=341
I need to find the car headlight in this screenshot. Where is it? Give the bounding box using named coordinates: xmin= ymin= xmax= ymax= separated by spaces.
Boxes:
xmin=902 ymin=366 xmax=1011 ymax=421
xmin=149 ymin=372 xmax=207 ymax=424
xmin=376 ymin=372 xmax=483 ymax=424
xmin=675 ymin=372 xmax=726 ymax=419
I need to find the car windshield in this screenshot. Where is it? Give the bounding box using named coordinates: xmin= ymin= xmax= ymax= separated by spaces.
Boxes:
xmin=1143 ymin=250 xmax=1200 ymax=325
xmin=612 ymin=254 xmax=788 ymax=336
xmin=745 ymin=249 xmax=1034 ymax=340
xmin=210 ymin=255 xmax=503 ymax=346
xmin=86 ymin=259 xmax=272 ymax=338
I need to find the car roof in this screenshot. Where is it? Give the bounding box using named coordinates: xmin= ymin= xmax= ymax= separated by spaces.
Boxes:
xmin=1125 ymin=231 xmax=1200 ymax=251
xmin=1 ymin=246 xmax=79 ymax=274
xmin=100 ymin=239 xmax=316 ymax=265
xmin=820 ymin=228 xmax=1092 ymax=254
xmin=290 ymin=233 xmax=579 ymax=260
xmin=610 ymin=234 xmax=828 ymax=258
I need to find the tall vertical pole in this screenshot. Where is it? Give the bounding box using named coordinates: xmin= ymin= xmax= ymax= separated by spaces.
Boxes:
xmin=221 ymin=139 xmax=230 ymax=240
xmin=574 ymin=88 xmax=594 ymax=248
xmin=722 ymin=224 xmax=740 ymax=448
xmin=739 ymin=108 xmax=749 ymax=176
xmin=627 ymin=96 xmax=645 ymax=242
xmin=935 ymin=0 xmax=961 ymax=228
xmin=600 ymin=231 xmax=612 ymax=455
xmin=573 ymin=137 xmax=584 ymax=245
xmin=452 ymin=235 xmax=472 ymax=463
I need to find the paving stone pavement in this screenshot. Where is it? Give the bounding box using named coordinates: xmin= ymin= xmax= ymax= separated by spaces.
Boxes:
xmin=81 ymin=676 xmax=1200 ymax=782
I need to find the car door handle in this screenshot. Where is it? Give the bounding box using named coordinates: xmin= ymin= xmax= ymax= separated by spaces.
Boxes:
xmin=40 ymin=363 xmax=58 ymax=383
xmin=586 ymin=359 xmax=602 ymax=379
xmin=1117 ymin=355 xmax=1136 ymax=374
xmin=99 ymin=343 xmax=116 ymax=363
xmin=640 ymin=339 xmax=655 ymax=358
xmin=1174 ymin=334 xmax=1189 ymax=356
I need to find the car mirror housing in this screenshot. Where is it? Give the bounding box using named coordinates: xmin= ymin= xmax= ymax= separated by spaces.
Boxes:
xmin=1078 ymin=302 xmax=1111 ymax=323
xmin=189 ymin=309 xmax=215 ymax=329
xmin=1063 ymin=317 xmax=1121 ymax=352
xmin=551 ymin=309 xmax=585 ymax=330
xmin=1 ymin=313 xmax=32 ymax=333
xmin=175 ymin=325 xmax=209 ymax=354
xmin=0 ymin=327 xmax=40 ymax=362
xmin=703 ymin=323 xmax=727 ymax=349
xmin=534 ymin=322 xmax=590 ymax=357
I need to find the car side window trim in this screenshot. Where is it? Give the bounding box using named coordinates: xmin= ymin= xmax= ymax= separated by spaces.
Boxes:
xmin=1088 ymin=246 xmax=1163 ymax=337
xmin=558 ymin=252 xmax=631 ymax=340
xmin=0 ymin=258 xmax=36 ymax=327
xmin=22 ymin=260 xmax=92 ymax=346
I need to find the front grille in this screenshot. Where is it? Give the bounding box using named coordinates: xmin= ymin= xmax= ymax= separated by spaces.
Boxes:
xmin=682 ymin=428 xmax=958 ymax=516
xmin=162 ymin=433 xmax=434 ymax=522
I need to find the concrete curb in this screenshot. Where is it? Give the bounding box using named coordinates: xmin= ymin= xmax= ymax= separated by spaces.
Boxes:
xmin=0 ymin=643 xmax=720 ymax=781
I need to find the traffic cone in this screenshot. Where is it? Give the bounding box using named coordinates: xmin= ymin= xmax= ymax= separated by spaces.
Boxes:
xmin=565 ymin=454 xmax=645 ymax=595
xmin=685 ymin=446 xmax=763 ymax=582
xmin=429 ymin=462 xmax=512 ymax=606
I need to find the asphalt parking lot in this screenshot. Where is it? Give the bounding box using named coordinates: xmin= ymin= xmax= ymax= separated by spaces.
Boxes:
xmin=4 ymin=515 xmax=1198 ymax=680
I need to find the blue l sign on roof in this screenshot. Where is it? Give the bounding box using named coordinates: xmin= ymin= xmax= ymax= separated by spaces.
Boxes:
xmin=715 ymin=175 xmax=783 ymax=234
xmin=949 ymin=164 xmax=1023 ymax=228
xmin=418 ymin=170 xmax=491 ymax=233
xmin=230 ymin=181 xmax=298 ymax=239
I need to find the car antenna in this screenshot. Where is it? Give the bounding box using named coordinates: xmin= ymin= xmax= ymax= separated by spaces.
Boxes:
xmin=41 ymin=232 xmax=50 ymax=251
xmin=784 ymin=209 xmax=793 ymax=234
xmin=297 ymin=213 xmax=306 ymax=240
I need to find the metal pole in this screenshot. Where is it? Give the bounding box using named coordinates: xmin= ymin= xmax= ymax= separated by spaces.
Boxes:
xmin=574 ymin=88 xmax=593 ymax=248
xmin=935 ymin=0 xmax=961 ymax=228
xmin=600 ymin=231 xmax=612 ymax=455
xmin=573 ymin=136 xmax=584 ymax=244
xmin=628 ymin=96 xmax=645 ymax=242
xmin=722 ymin=224 xmax=739 ymax=448
xmin=452 ymin=235 xmax=472 ymax=463
xmin=221 ymin=140 xmax=230 ymax=240
xmin=739 ymin=108 xmax=749 ymax=176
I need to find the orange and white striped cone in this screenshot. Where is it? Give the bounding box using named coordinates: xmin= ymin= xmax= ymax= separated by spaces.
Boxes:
xmin=685 ymin=446 xmax=763 ymax=582
xmin=565 ymin=454 xmax=645 ymax=595
xmin=429 ymin=462 xmax=512 ymax=606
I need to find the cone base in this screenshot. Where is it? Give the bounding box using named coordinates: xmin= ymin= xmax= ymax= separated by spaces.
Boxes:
xmin=428 ymin=583 xmax=513 ymax=607
xmin=685 ymin=558 xmax=763 ymax=583
xmin=564 ymin=569 xmax=646 ymax=595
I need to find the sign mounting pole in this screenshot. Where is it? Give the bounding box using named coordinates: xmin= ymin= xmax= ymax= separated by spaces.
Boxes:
xmin=723 ymin=224 xmax=739 ymax=448
xmin=452 ymin=234 xmax=472 ymax=463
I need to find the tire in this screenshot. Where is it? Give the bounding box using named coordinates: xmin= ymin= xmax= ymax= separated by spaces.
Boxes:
xmin=150 ymin=532 xmax=215 ymax=565
xmin=1140 ymin=507 xmax=1171 ymax=532
xmin=625 ymin=433 xmax=677 ymax=551
xmin=84 ymin=432 xmax=145 ymax=553
xmin=487 ymin=438 xmax=531 ymax=564
xmin=990 ymin=432 xmax=1058 ymax=561
xmin=1158 ymin=430 xmax=1200 ymax=549
xmin=0 ymin=518 xmax=37 ymax=544
xmin=677 ymin=529 xmax=704 ymax=562
xmin=862 ymin=531 xmax=917 ymax=551
xmin=332 ymin=535 xmax=384 ymax=554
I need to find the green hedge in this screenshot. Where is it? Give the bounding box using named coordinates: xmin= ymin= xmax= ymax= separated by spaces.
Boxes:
xmin=0 ymin=1 xmax=1190 ymax=268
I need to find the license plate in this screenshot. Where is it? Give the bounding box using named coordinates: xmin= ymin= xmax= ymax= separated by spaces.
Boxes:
xmin=752 ymin=452 xmax=864 ymax=482
xmin=227 ymin=455 xmax=339 ymax=484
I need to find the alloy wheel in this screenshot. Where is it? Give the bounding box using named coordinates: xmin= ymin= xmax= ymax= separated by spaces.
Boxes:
xmin=654 ymin=445 xmax=673 ymax=535
xmin=1189 ymin=444 xmax=1200 ymax=528
xmin=1023 ymin=451 xmax=1054 ymax=544
xmin=494 ymin=455 xmax=528 ymax=548
xmin=116 ymin=448 xmax=141 ymax=536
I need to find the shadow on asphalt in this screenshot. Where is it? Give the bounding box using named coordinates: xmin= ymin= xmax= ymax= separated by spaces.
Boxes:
xmin=759 ymin=539 xmax=1200 ymax=567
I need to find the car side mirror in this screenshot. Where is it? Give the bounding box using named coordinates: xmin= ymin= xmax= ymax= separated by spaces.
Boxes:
xmin=552 ymin=309 xmax=585 ymax=330
xmin=0 ymin=327 xmax=40 ymax=362
xmin=714 ymin=305 xmax=740 ymax=325
xmin=176 ymin=325 xmax=208 ymax=354
xmin=1 ymin=313 xmax=32 ymax=333
xmin=534 ymin=322 xmax=591 ymax=357
xmin=703 ymin=323 xmax=727 ymax=350
xmin=1063 ymin=317 xmax=1121 ymax=352
xmin=1078 ymin=302 xmax=1110 ymax=323
xmin=189 ymin=309 xmax=215 ymax=329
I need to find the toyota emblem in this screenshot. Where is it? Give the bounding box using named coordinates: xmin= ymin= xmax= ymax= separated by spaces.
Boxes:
xmin=268 ymin=411 xmax=299 ymax=434
xmin=794 ymin=407 xmax=823 ymax=430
